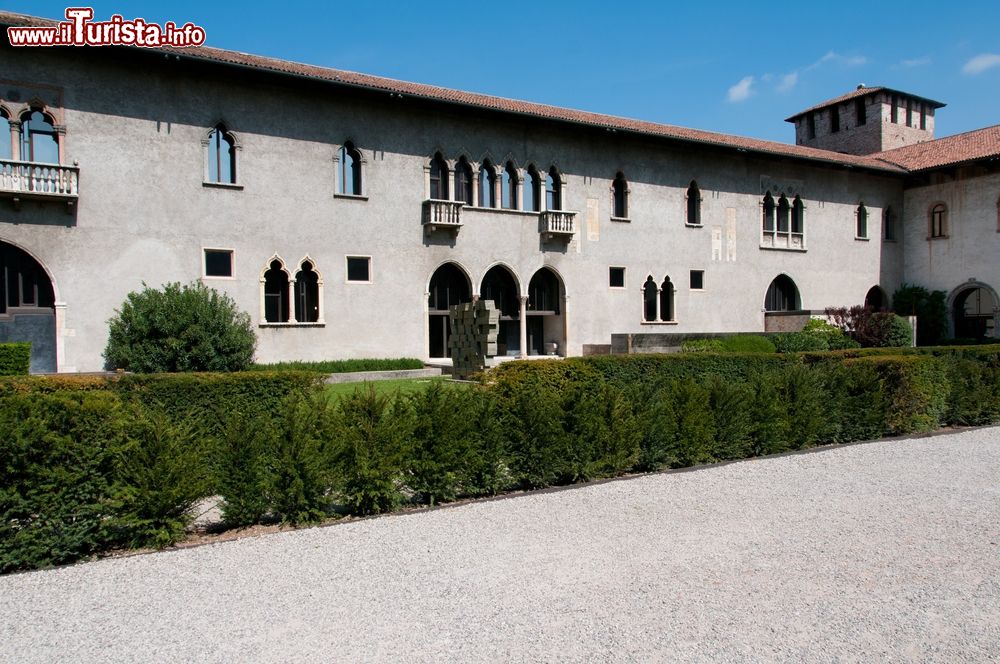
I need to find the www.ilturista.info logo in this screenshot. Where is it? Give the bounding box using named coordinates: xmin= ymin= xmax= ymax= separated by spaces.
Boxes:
xmin=7 ymin=7 xmax=206 ymax=47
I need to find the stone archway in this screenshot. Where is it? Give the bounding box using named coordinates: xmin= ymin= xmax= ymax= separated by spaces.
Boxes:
xmin=0 ymin=240 xmax=56 ymax=372
xmin=427 ymin=262 xmax=471 ymax=358
xmin=949 ymin=282 xmax=998 ymax=341
xmin=526 ymin=267 xmax=566 ymax=356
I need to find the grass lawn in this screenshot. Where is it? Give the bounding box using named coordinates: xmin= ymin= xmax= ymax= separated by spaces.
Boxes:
xmin=324 ymin=375 xmax=462 ymax=399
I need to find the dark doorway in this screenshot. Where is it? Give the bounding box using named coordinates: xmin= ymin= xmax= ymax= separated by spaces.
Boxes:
xmin=0 ymin=241 xmax=56 ymax=372
xmin=427 ymin=263 xmax=471 ymax=358
xmin=481 ymin=265 xmax=520 ymax=356
xmin=953 ymin=287 xmax=996 ymax=340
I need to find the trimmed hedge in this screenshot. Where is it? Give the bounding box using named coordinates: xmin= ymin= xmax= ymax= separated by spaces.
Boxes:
xmin=4 ymin=345 xmax=999 ymax=573
xmin=0 ymin=343 xmax=31 ymax=376
xmin=250 ymin=358 xmax=425 ymax=373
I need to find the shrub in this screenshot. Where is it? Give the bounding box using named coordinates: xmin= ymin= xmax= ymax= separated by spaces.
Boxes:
xmin=113 ymin=406 xmax=213 ymax=548
xmin=827 ymin=306 xmax=913 ymax=348
xmin=0 ymin=343 xmax=31 ymax=376
xmin=268 ymin=393 xmax=334 ymax=524
xmin=215 ymin=411 xmax=275 ymax=527
xmin=104 ymin=281 xmax=256 ymax=373
xmin=566 ymin=382 xmax=641 ymax=480
xmin=407 ymin=382 xmax=479 ymax=505
xmin=892 ymin=284 xmax=948 ymax=346
xmin=251 ymin=358 xmax=425 ymax=373
xmin=505 ymin=380 xmax=570 ymax=489
xmin=331 ymin=384 xmax=412 ymax=515
xmin=773 ymin=332 xmax=829 ymax=353
xmin=461 ymin=388 xmax=513 ymax=497
xmin=0 ymin=391 xmax=122 ymax=573
xmin=720 ymin=335 xmax=776 ymax=354
xmin=801 ymin=318 xmax=860 ymax=350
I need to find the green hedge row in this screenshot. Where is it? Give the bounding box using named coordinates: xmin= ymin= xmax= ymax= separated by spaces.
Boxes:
xmin=4 ymin=346 xmax=999 ymax=573
xmin=0 ymin=343 xmax=31 ymax=376
xmin=250 ymin=358 xmax=425 ymax=373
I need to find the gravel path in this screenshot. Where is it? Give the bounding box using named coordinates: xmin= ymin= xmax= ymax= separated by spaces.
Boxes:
xmin=3 ymin=428 xmax=1000 ymax=663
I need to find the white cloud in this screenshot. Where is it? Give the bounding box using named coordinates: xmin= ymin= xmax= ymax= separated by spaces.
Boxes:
xmin=777 ymin=72 xmax=798 ymax=92
xmin=727 ymin=76 xmax=754 ymax=102
xmin=898 ymin=56 xmax=931 ymax=68
xmin=963 ymin=53 xmax=1000 ymax=75
xmin=807 ymin=51 xmax=868 ymax=71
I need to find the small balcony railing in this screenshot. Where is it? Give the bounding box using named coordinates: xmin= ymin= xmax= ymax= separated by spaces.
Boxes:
xmin=540 ymin=210 xmax=576 ymax=240
xmin=761 ymin=229 xmax=804 ymax=250
xmin=0 ymin=159 xmax=79 ymax=211
xmin=422 ymin=199 xmax=464 ymax=234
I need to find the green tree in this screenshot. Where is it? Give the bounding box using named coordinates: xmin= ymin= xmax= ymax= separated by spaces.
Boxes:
xmin=104 ymin=282 xmax=256 ymax=373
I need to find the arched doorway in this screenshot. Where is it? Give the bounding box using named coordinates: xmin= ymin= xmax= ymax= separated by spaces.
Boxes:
xmin=764 ymin=274 xmax=800 ymax=311
xmin=952 ymin=284 xmax=997 ymax=340
xmin=480 ymin=265 xmax=520 ymax=356
xmin=865 ymin=285 xmax=888 ymax=311
xmin=526 ymin=267 xmax=565 ymax=355
xmin=427 ymin=262 xmax=471 ymax=358
xmin=0 ymin=241 xmax=56 ymax=372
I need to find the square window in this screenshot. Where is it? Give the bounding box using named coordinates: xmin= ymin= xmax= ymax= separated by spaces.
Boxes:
xmin=346 ymin=256 xmax=371 ymax=283
xmin=609 ymin=267 xmax=626 ymax=288
xmin=204 ymin=249 xmax=233 ymax=277
xmin=690 ymin=270 xmax=704 ymax=290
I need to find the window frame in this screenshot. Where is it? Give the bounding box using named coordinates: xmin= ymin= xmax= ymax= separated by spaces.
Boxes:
xmin=293 ymin=258 xmax=323 ymax=324
xmin=883 ymin=206 xmax=896 ymax=242
xmin=609 ymin=266 xmax=626 ymax=289
xmin=202 ymin=247 xmax=235 ymax=279
xmin=345 ymin=255 xmax=373 ymax=284
xmin=689 ymin=270 xmax=705 ymax=291
xmin=685 ymin=181 xmax=702 ymax=226
xmin=335 ymin=141 xmax=366 ymax=199
xmin=929 ymin=202 xmax=948 ymax=239
xmin=19 ymin=109 xmax=60 ymax=165
xmin=611 ymin=172 xmax=629 ymax=221
xmin=855 ymin=202 xmax=869 ymax=240
xmin=203 ymin=123 xmax=241 ymax=189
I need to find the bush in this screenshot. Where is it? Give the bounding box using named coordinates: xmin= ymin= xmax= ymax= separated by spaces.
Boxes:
xmin=113 ymin=406 xmax=213 ymax=548
xmin=407 ymin=382 xmax=479 ymax=505
xmin=892 ymin=284 xmax=948 ymax=346
xmin=0 ymin=343 xmax=31 ymax=376
xmin=801 ymin=318 xmax=860 ymax=350
xmin=216 ymin=411 xmax=275 ymax=527
xmin=885 ymin=314 xmax=914 ymax=348
xmin=0 ymin=391 xmax=122 ymax=573
xmin=104 ymin=281 xmax=256 ymax=373
xmin=773 ymin=332 xmax=829 ymax=353
xmin=251 ymin=358 xmax=425 ymax=373
xmin=720 ymin=335 xmax=777 ymax=353
xmin=681 ymin=335 xmax=775 ymax=354
xmin=268 ymin=393 xmax=334 ymax=524
xmin=331 ymin=384 xmax=412 ymax=515
xmin=826 ymin=307 xmax=913 ymax=348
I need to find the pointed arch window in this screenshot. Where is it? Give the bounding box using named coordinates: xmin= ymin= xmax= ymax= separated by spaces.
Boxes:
xmin=761 ymin=191 xmax=775 ymax=232
xmin=294 ymin=260 xmax=321 ymax=323
xmin=207 ymin=124 xmax=236 ymax=184
xmin=337 ymin=142 xmax=362 ymax=196
xmin=791 ymin=196 xmax=804 ymax=235
xmin=659 ymin=276 xmax=674 ymax=322
xmin=523 ymin=165 xmax=540 ymax=212
xmin=20 ymin=110 xmax=59 ymax=164
xmin=263 ymin=259 xmax=289 ymax=323
xmin=642 ymin=276 xmax=658 ymax=322
xmin=776 ymin=194 xmax=790 ymax=233
xmin=764 ymin=275 xmax=800 ymax=312
xmin=479 ymin=160 xmax=497 ymax=208
xmin=686 ymin=181 xmax=701 ymax=226
xmin=612 ymin=172 xmax=628 ymax=219
xmin=856 ymin=202 xmax=868 ymax=239
xmin=455 ymin=157 xmax=473 ymax=205
xmin=429 ymin=152 xmax=449 ymax=200
xmin=501 ymin=161 xmax=518 ymax=210
xmin=546 ymin=167 xmax=562 ymax=211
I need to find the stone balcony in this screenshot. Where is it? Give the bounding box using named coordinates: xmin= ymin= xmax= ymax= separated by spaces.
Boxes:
xmin=540 ymin=210 xmax=576 ymax=241
xmin=0 ymin=159 xmax=79 ymax=212
xmin=422 ymin=199 xmax=464 ymax=235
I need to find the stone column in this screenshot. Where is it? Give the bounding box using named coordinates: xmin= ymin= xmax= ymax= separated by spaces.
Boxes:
xmin=561 ymin=294 xmax=570 ymax=357
xmin=518 ymin=295 xmax=528 ymax=359
xmin=9 ymin=120 xmax=21 ymax=161
xmin=287 ymin=280 xmax=297 ymax=323
xmin=54 ymin=301 xmax=67 ymax=372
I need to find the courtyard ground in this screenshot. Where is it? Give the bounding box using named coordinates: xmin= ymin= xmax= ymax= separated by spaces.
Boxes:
xmin=2 ymin=428 xmax=998 ymax=663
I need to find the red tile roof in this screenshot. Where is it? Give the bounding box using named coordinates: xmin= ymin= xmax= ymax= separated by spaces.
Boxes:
xmin=785 ymin=85 xmax=945 ymax=122
xmin=0 ymin=11 xmax=942 ymax=175
xmin=874 ymin=124 xmax=1000 ymax=171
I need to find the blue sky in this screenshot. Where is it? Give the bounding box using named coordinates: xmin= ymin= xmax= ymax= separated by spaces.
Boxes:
xmin=8 ymin=0 xmax=1000 ymax=143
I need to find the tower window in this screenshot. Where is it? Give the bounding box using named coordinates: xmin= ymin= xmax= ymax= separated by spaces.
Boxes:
xmin=807 ymin=113 xmax=816 ymax=139
xmin=830 ymin=106 xmax=840 ymax=133
xmin=855 ymin=98 xmax=866 ymax=125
